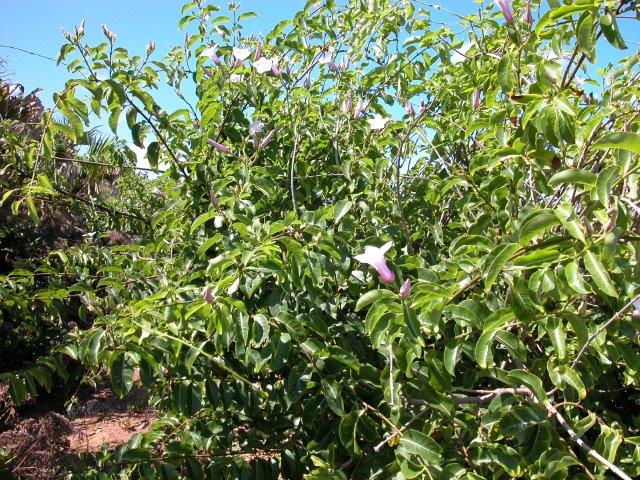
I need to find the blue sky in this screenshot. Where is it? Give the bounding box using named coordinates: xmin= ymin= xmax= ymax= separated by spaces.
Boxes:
xmin=0 ymin=1 xmax=309 ymax=103
xmin=1 ymin=0 xmax=637 ymax=107
xmin=1 ymin=0 xmax=637 ymax=161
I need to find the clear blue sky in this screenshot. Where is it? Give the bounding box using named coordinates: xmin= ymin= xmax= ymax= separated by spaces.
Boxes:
xmin=1 ymin=1 xmax=637 ymax=111
xmin=0 ymin=0 xmax=309 ymax=105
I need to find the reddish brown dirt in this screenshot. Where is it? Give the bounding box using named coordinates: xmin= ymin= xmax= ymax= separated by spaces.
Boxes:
xmin=67 ymin=382 xmax=155 ymax=452
xmin=0 ymin=378 xmax=156 ymax=478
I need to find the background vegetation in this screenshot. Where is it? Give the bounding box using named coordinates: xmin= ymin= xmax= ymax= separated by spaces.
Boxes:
xmin=1 ymin=0 xmax=640 ymax=478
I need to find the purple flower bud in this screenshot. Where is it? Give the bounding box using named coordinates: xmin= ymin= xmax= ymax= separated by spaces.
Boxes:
xmin=153 ymin=187 xmax=166 ymax=198
xmin=328 ymin=61 xmax=338 ymax=72
xmin=494 ymin=0 xmax=514 ymax=24
xmin=233 ymin=58 xmax=243 ymax=69
xmin=271 ymin=60 xmax=281 ymax=77
xmin=255 ymin=43 xmax=262 ymax=60
xmin=524 ymin=0 xmax=533 ymax=25
xmin=399 ymin=278 xmax=411 ymax=300
xmin=209 ymin=189 xmax=219 ymax=208
xmin=473 ymin=88 xmax=481 ymax=110
xmin=259 ymin=129 xmax=276 ymax=150
xmin=204 ymin=286 xmax=215 ymax=304
xmin=419 ymin=100 xmax=428 ymax=116
xmin=252 ymin=132 xmax=260 ymax=149
xmin=208 ymin=138 xmax=231 ymax=154
xmin=405 ymin=101 xmax=414 ymax=117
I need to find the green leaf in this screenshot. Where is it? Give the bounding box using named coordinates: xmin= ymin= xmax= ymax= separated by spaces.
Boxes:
xmin=482 ymin=243 xmax=519 ymax=290
xmin=190 ymin=210 xmax=218 ymax=234
xmin=172 ymin=381 xmax=202 ymax=415
xmin=599 ymin=13 xmax=627 ymax=50
xmin=25 ymin=195 xmax=40 ymax=225
xmin=339 ymin=410 xmax=364 ymax=456
xmin=8 ymin=375 xmax=26 ymax=406
xmin=443 ymin=341 xmax=460 ymax=375
xmin=131 ymin=121 xmax=147 ymax=148
xmin=548 ymin=169 xmax=597 ymax=187
xmin=497 ymin=53 xmax=514 ymax=93
xmin=557 ymin=366 xmax=586 ymax=400
xmin=475 ymin=329 xmax=499 ymax=369
xmin=519 ymin=210 xmax=560 ymax=245
xmin=595 ymin=167 xmax=619 ymax=207
xmin=147 ymin=141 xmax=160 ymax=169
xmin=583 ymin=250 xmax=617 ymax=297
xmin=333 ymin=199 xmax=353 ymax=224
xmin=321 ymin=380 xmax=345 ymax=416
xmin=506 ymin=370 xmax=547 ymax=403
xmin=554 ymin=204 xmax=585 ymax=243
xmin=109 ymin=105 xmax=122 ymax=134
xmin=535 ymin=3 xmax=595 ymax=35
xmin=593 ymin=132 xmax=640 ymax=155
xmin=355 ymin=289 xmax=396 ymax=312
xmin=564 ymin=261 xmax=590 ymax=295
xmin=576 ymin=12 xmax=596 ymax=62
xmin=399 ymin=429 xmax=443 ymax=465
xmin=545 ymin=316 xmax=567 ymax=361
xmin=238 ymin=11 xmax=258 ymax=20
xmin=37 ymin=174 xmax=57 ymax=196
xmin=110 ymin=352 xmax=134 ymax=397
xmin=81 ymin=329 xmax=105 ymax=365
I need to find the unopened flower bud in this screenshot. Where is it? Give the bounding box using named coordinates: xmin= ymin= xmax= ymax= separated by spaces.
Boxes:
xmin=524 ymin=0 xmax=533 ymax=25
xmin=473 ymin=88 xmax=481 ymax=110
xmin=399 ymin=278 xmax=411 ymax=300
xmin=146 ymin=41 xmax=156 ymax=55
xmin=208 ymin=138 xmax=231 ymax=154
xmin=102 ymin=24 xmax=116 ymax=43
xmin=405 ymin=100 xmax=414 ymax=117
xmin=209 ymin=189 xmax=219 ymax=208
xmin=271 ymin=60 xmax=281 ymax=77
xmin=203 ymin=286 xmax=215 ymax=304
xmin=419 ymin=100 xmax=428 ymax=116
xmin=259 ymin=129 xmax=276 ymax=150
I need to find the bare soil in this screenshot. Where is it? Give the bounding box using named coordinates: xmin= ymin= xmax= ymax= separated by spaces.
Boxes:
xmin=0 ymin=378 xmax=155 ymax=479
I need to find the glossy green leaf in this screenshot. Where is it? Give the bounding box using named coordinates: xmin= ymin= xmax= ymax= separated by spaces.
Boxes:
xmin=399 ymin=429 xmax=443 ymax=465
xmin=482 ymin=243 xmax=519 ymax=290
xmin=584 ymin=250 xmax=618 ymax=297
xmin=593 ymin=131 xmax=640 ymax=155
xmin=355 ymin=289 xmax=396 ymax=312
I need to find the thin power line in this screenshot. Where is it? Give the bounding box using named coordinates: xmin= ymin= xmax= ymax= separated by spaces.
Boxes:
xmin=0 ymin=44 xmax=61 ymax=64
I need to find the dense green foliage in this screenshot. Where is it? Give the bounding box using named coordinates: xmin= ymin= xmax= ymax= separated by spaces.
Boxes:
xmin=2 ymin=0 xmax=640 ymax=478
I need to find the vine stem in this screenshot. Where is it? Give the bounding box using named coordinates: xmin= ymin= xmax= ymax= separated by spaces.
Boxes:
xmin=571 ymin=292 xmax=640 ymax=369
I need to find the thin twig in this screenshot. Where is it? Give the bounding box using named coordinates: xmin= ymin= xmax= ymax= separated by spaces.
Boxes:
xmin=571 ymin=293 xmax=640 ymax=369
